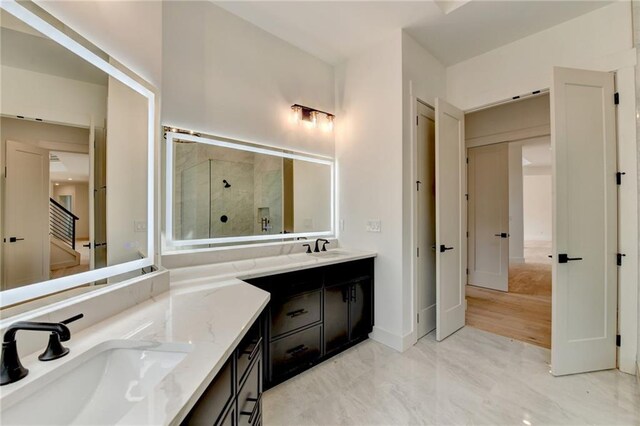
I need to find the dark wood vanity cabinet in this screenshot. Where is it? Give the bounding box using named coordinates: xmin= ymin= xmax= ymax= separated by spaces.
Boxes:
xmin=248 ymin=257 xmax=374 ymax=389
xmin=324 ymin=277 xmax=373 ymax=355
xmin=183 ymin=317 xmax=264 ymax=426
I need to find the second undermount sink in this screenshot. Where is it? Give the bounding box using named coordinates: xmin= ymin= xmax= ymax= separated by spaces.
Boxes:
xmin=1 ymin=340 xmax=191 ymax=425
xmin=310 ymin=249 xmax=350 ymax=258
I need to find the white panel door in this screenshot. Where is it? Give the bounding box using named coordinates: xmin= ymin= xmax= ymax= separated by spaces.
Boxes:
xmin=468 ymin=143 xmax=509 ymax=291
xmin=551 ymin=67 xmax=617 ymax=375
xmin=417 ymin=102 xmax=436 ymax=339
xmin=435 ymin=98 xmax=466 ymax=341
xmin=4 ymin=141 xmax=50 ymax=289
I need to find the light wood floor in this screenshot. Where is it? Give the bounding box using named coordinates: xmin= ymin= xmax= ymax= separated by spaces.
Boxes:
xmin=466 ymin=250 xmax=552 ymax=348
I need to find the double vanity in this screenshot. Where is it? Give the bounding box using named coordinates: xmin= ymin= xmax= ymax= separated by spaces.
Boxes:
xmin=0 ymin=248 xmax=375 ymax=425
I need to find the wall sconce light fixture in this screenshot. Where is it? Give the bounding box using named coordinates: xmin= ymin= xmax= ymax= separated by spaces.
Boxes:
xmin=291 ymin=104 xmax=335 ymax=131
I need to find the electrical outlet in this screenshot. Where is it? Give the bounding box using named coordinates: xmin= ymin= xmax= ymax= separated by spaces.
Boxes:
xmin=134 ymin=221 xmax=147 ymax=233
xmin=366 ymin=220 xmax=381 ymax=233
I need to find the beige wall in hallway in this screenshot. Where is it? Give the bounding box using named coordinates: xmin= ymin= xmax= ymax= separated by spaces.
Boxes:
xmin=523 ymin=174 xmax=552 ymax=241
xmin=53 ymin=183 xmax=90 ymax=240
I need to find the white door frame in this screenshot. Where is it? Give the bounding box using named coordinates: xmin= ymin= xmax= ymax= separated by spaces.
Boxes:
xmin=411 ymin=98 xmax=434 ymax=344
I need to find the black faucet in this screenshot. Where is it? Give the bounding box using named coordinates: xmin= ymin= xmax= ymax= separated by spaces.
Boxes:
xmin=0 ymin=313 xmax=83 ymax=386
xmin=302 ymin=243 xmax=312 ymax=253
xmin=314 ymin=239 xmax=330 ymax=253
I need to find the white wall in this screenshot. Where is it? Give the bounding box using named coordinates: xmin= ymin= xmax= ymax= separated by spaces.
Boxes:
xmin=162 ymin=1 xmax=334 ymax=158
xmin=523 ymin=174 xmax=552 ymax=241
xmin=335 ymin=32 xmax=404 ymax=349
xmin=447 ymin=2 xmax=634 ymax=110
xmin=401 ymin=32 xmax=447 ymax=344
xmin=508 ymin=143 xmax=524 ymax=262
xmin=106 ymin=77 xmax=148 ymax=265
xmin=1 ymin=65 xmax=107 ymax=127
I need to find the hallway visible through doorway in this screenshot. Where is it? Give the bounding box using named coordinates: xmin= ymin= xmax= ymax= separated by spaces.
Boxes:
xmin=466 ymin=239 xmax=551 ymax=348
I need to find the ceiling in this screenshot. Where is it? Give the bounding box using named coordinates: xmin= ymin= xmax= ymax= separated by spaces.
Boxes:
xmin=50 ymin=151 xmax=90 ymax=182
xmin=215 ymin=1 xmax=611 ymax=66
xmin=0 ymin=11 xmax=107 ymax=85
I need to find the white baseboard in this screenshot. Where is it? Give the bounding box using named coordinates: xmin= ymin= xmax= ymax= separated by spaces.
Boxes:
xmin=370 ymin=326 xmax=403 ymax=351
xmin=370 ymin=326 xmax=417 ymax=352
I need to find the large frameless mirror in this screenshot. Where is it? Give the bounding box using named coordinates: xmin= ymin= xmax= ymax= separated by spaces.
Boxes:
xmin=0 ymin=1 xmax=155 ymax=310
xmin=164 ymin=129 xmax=334 ymax=250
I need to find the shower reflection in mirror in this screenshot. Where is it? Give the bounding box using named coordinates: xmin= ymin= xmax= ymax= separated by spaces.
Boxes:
xmin=165 ymin=129 xmax=334 ymax=248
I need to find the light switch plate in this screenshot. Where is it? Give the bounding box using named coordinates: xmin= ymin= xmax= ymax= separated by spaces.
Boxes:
xmin=134 ymin=221 xmax=147 ymax=233
xmin=339 ymin=219 xmax=345 ymax=231
xmin=366 ymin=220 xmax=381 ymax=233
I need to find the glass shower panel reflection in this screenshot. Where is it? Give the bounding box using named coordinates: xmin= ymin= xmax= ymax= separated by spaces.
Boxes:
xmin=180 ymin=160 xmax=210 ymax=240
xmin=174 ymin=141 xmax=285 ymax=240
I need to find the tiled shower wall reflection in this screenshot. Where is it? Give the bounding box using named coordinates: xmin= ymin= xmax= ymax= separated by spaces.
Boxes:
xmin=174 ymin=142 xmax=283 ymax=240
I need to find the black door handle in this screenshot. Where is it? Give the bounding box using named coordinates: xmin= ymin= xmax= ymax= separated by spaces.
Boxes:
xmin=7 ymin=237 xmax=24 ymax=243
xmin=494 ymin=233 xmax=509 ymax=238
xmin=440 ymin=245 xmax=454 ymax=253
xmin=558 ymin=253 xmax=583 ymax=264
xmin=83 ymin=242 xmax=92 ymax=248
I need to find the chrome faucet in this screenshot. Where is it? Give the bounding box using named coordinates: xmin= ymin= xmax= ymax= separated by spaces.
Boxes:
xmin=0 ymin=313 xmax=83 ymax=386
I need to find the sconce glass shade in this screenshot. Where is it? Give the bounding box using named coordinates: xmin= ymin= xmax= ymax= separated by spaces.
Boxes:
xmin=291 ymin=105 xmax=303 ymax=122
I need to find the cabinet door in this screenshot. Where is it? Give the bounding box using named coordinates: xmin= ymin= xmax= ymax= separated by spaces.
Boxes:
xmin=349 ymin=278 xmax=373 ymax=342
xmin=219 ymin=405 xmax=236 ymax=426
xmin=324 ymin=284 xmax=350 ymax=354
xmin=238 ymin=354 xmax=262 ymax=426
xmin=183 ymin=359 xmax=234 ymax=426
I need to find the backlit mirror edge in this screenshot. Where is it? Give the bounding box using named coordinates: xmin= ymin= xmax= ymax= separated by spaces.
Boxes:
xmin=0 ymin=0 xmax=156 ymax=309
xmin=163 ymin=130 xmax=336 ymax=251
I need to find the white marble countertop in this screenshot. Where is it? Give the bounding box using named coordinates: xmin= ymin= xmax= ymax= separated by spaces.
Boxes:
xmin=0 ymin=248 xmax=376 ymax=425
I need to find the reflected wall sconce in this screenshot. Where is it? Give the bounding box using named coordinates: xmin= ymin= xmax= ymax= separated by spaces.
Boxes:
xmin=291 ymin=104 xmax=335 ymax=131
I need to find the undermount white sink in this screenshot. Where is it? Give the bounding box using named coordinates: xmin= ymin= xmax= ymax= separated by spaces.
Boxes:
xmin=310 ymin=250 xmax=350 ymax=258
xmin=1 ymin=340 xmax=191 ymax=425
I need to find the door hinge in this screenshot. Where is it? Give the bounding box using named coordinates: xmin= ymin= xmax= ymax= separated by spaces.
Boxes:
xmin=4 ymin=166 xmax=6 ymax=178
xmin=617 ymin=253 xmax=626 ymax=266
xmin=417 ymin=313 xmax=420 ymax=323
xmin=616 ymin=172 xmax=625 ymax=185
xmin=416 ymin=180 xmax=422 ymax=191
xmin=466 ymin=268 xmax=469 ymax=275
xmin=466 ymin=157 xmax=469 ymax=164
xmin=465 ymin=193 xmax=469 ymax=200
xmin=466 ymin=231 xmax=469 ymax=238
xmin=417 ymin=247 xmax=420 ymax=257
xmin=616 ymin=334 xmax=621 ymax=347
xmin=614 ymin=92 xmax=620 ymax=105
xmin=416 ymin=116 xmax=419 ymax=126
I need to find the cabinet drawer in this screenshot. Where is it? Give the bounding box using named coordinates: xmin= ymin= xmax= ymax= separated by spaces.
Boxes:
xmin=238 ymin=354 xmax=262 ymax=426
xmin=271 ymin=291 xmax=321 ymax=338
xmin=270 ymin=325 xmax=322 ymax=378
xmin=236 ymin=321 xmax=262 ymax=388
xmin=324 ymin=258 xmax=373 ymax=286
xmin=182 ymin=358 xmax=234 ymax=426
xmin=270 ymin=270 xmax=322 ymax=296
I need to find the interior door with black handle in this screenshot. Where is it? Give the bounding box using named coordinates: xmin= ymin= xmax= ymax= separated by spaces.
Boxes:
xmin=494 ymin=233 xmax=509 ymax=238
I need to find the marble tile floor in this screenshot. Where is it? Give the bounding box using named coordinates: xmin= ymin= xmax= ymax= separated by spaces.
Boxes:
xmin=262 ymin=327 xmax=640 ymax=425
